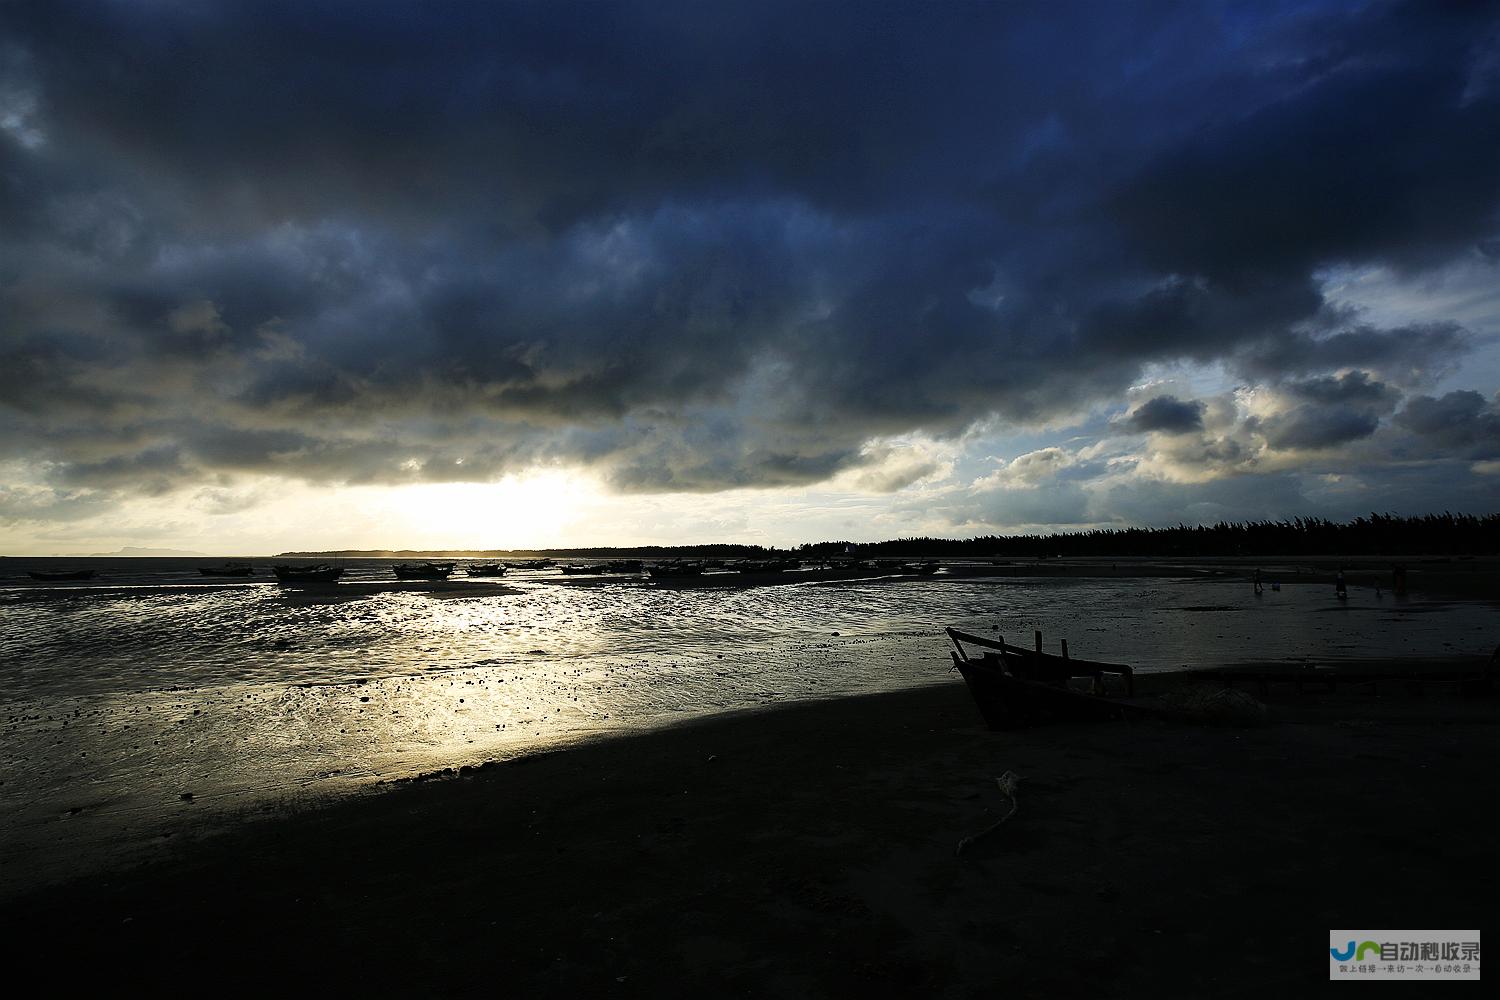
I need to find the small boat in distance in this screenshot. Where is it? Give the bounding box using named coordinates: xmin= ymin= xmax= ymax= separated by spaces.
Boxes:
xmin=647 ymin=562 xmax=704 ymax=578
xmin=511 ymin=559 xmax=555 ymax=569
xmin=272 ymin=564 xmax=344 ymax=584
xmin=736 ymin=559 xmax=800 ymax=574
xmin=560 ymin=564 xmax=608 ymax=575
xmin=466 ymin=563 xmax=506 ymax=577
xmin=198 ymin=563 xmax=254 ymax=577
xmin=27 ymin=569 xmax=97 ymax=581
xmin=393 ymin=562 xmax=455 ymax=580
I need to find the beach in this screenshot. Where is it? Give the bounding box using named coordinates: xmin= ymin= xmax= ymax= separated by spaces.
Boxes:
xmin=2 ymin=674 xmax=1493 ymax=996
xmin=8 ymin=562 xmax=1495 ymax=896
xmin=4 ymin=0 xmax=1496 ymax=988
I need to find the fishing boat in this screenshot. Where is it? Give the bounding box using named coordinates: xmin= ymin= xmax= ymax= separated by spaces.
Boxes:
xmin=560 ymin=564 xmax=607 ymax=575
xmin=512 ymin=559 xmax=555 ymax=570
xmin=27 ymin=569 xmax=97 ymax=581
xmin=198 ymin=563 xmax=254 ymax=577
xmin=466 ymin=563 xmax=506 ymax=577
xmin=393 ymin=562 xmax=455 ymax=580
xmin=605 ymin=559 xmax=644 ymax=573
xmin=817 ymin=559 xmax=884 ymax=578
xmin=736 ymin=559 xmax=800 ymax=574
xmin=946 ymin=627 xmax=1164 ymax=730
xmin=272 ymin=564 xmax=344 ymax=583
xmin=647 ymin=562 xmax=704 ymax=578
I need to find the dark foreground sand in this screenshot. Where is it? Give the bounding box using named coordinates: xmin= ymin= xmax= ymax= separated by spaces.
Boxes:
xmin=2 ymin=678 xmax=1494 ymax=997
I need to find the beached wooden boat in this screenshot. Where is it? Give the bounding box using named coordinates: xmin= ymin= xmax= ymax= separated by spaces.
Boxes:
xmin=272 ymin=564 xmax=344 ymax=583
xmin=466 ymin=563 xmax=506 ymax=577
xmin=393 ymin=562 xmax=454 ymax=580
xmin=946 ymin=627 xmax=1165 ymax=730
xmin=27 ymin=569 xmax=97 ymax=581
xmin=198 ymin=564 xmax=254 ymax=576
xmin=560 ymin=564 xmax=607 ymax=575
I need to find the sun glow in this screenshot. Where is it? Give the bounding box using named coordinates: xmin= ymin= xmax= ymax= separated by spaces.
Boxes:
xmin=371 ymin=472 xmax=594 ymax=549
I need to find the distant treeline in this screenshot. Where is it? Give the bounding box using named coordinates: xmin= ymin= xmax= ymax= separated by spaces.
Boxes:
xmin=279 ymin=512 xmax=1498 ymax=559
xmin=804 ymin=513 xmax=1500 ymax=559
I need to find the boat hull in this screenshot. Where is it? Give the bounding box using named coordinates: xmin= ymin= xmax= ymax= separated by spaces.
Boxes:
xmin=272 ymin=566 xmax=344 ymax=584
xmin=952 ymin=655 xmax=1162 ymax=730
xmin=393 ymin=564 xmax=454 ymax=580
xmin=946 ymin=627 xmax=1154 ymax=730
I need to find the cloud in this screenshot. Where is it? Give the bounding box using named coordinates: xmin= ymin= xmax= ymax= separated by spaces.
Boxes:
xmin=1257 ymin=406 xmax=1381 ymax=451
xmin=0 ymin=481 xmax=116 ymax=525
xmin=0 ymin=0 xmax=1497 ymax=534
xmin=1395 ymin=390 xmax=1500 ymax=457
xmin=996 ymin=448 xmax=1078 ymax=486
xmin=1111 ymin=22 xmax=1500 ymax=281
xmin=1246 ymin=370 xmax=1401 ymax=451
xmin=1123 ymin=395 xmax=1206 ymax=434
xmin=1231 ymin=322 xmax=1472 ymax=386
xmin=1284 ymin=371 xmax=1401 ymax=408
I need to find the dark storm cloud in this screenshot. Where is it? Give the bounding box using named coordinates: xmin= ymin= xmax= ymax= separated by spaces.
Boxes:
xmin=1113 ymin=49 xmax=1500 ymax=280
xmin=1251 ymin=369 xmax=1401 ymax=450
xmin=1231 ymin=322 xmax=1473 ymax=384
xmin=2 ymin=0 xmax=1500 ymax=502
xmin=1284 ymin=371 xmax=1401 ymax=409
xmin=1124 ymin=396 xmax=1206 ymax=434
xmin=1395 ymin=390 xmax=1500 ymax=457
xmin=1257 ymin=406 xmax=1381 ymax=451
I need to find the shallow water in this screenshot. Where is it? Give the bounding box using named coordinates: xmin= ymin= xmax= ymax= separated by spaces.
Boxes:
xmin=1 ymin=558 xmax=1493 ymax=891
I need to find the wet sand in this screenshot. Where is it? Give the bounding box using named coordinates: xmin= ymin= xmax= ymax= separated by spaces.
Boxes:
xmin=1 ymin=674 xmax=1493 ymax=996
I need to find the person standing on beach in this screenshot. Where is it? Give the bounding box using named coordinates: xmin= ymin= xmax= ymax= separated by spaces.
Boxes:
xmin=1253 ymin=568 xmax=1264 ymax=595
xmin=1335 ymin=567 xmax=1347 ymax=600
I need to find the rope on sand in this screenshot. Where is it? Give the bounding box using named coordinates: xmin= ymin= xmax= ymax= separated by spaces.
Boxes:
xmin=955 ymin=770 xmax=1024 ymax=857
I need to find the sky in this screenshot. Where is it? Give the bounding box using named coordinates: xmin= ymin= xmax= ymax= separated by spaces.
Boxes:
xmin=2 ymin=0 xmax=1499 ymax=554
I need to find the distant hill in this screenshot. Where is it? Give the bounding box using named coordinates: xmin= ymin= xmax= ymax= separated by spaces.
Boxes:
xmin=87 ymin=546 xmax=209 ymax=557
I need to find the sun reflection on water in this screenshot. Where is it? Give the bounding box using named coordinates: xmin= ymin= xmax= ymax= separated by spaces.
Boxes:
xmin=1 ymin=569 xmax=1495 ymax=892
